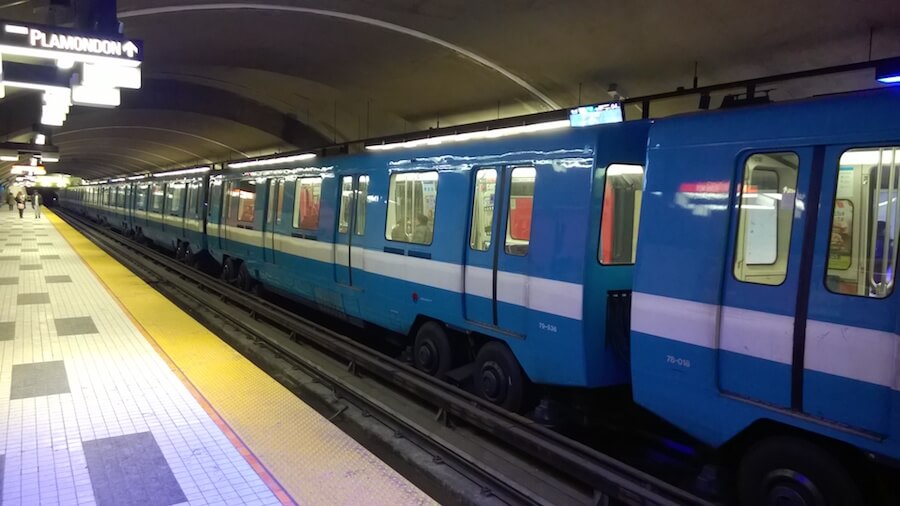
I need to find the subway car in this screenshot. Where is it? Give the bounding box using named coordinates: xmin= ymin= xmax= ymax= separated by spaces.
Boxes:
xmin=61 ymin=86 xmax=900 ymax=503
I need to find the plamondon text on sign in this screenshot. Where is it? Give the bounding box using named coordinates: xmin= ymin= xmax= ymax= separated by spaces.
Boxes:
xmin=25 ymin=27 xmax=138 ymax=59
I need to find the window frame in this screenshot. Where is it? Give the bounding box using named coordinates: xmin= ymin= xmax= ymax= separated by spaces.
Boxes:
xmin=824 ymin=146 xmax=900 ymax=299
xmin=504 ymin=166 xmax=536 ymax=256
xmin=469 ymin=167 xmax=498 ymax=252
xmin=731 ymin=150 xmax=800 ymax=287
xmin=355 ymin=175 xmax=369 ymax=236
xmin=597 ymin=163 xmax=645 ymax=266
xmin=292 ymin=176 xmax=323 ymax=231
xmin=384 ymin=170 xmax=439 ymax=246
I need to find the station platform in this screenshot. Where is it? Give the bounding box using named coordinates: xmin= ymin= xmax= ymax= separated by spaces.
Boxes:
xmin=0 ymin=207 xmax=435 ymax=506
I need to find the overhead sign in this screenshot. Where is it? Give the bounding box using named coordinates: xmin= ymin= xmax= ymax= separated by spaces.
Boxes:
xmin=0 ymin=21 xmax=142 ymax=65
xmin=569 ymin=102 xmax=624 ymax=127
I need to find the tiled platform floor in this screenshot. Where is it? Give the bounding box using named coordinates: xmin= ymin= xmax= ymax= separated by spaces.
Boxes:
xmin=0 ymin=208 xmax=433 ymax=506
xmin=0 ymin=211 xmax=288 ymax=505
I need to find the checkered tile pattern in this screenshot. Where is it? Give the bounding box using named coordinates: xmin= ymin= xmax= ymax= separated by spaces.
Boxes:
xmin=0 ymin=210 xmax=284 ymax=505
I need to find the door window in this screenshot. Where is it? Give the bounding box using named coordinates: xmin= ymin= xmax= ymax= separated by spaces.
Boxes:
xmin=356 ymin=176 xmax=369 ymax=236
xmin=505 ymin=167 xmax=535 ymax=256
xmin=338 ymin=176 xmax=353 ymax=234
xmin=826 ymin=147 xmax=900 ymax=298
xmin=733 ymin=152 xmax=799 ymax=286
xmin=599 ymin=164 xmax=644 ymax=264
xmin=470 ymin=168 xmax=497 ymax=251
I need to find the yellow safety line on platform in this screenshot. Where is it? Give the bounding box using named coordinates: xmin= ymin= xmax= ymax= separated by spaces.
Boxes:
xmin=45 ymin=209 xmax=436 ymax=506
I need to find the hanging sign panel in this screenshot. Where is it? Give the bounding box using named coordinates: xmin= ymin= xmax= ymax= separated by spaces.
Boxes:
xmin=0 ymin=21 xmax=143 ymax=65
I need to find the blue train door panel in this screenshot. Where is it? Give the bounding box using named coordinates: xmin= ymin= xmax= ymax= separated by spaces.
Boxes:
xmin=464 ymin=166 xmax=535 ymax=336
xmin=262 ymin=179 xmax=281 ymax=264
xmin=464 ymin=167 xmax=498 ymax=326
xmin=719 ymin=149 xmax=817 ymax=409
xmin=335 ymin=175 xmax=355 ymax=286
xmin=804 ymin=144 xmax=900 ymax=435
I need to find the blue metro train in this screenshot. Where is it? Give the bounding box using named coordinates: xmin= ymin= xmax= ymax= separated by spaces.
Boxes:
xmin=61 ymin=87 xmax=900 ymax=503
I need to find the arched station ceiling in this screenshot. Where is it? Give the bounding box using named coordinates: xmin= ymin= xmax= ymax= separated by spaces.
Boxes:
xmin=0 ymin=0 xmax=899 ymax=180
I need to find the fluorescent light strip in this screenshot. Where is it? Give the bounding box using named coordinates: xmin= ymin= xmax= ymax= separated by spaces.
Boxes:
xmin=878 ymin=75 xmax=900 ymax=84
xmin=0 ymin=155 xmax=18 ymax=162
xmin=0 ymin=43 xmax=141 ymax=68
xmin=127 ymin=174 xmax=148 ymax=180
xmin=109 ymin=177 xmax=126 ymax=182
xmin=152 ymin=166 xmax=211 ymax=177
xmin=4 ymin=24 xmax=28 ymax=35
xmin=228 ymin=153 xmax=317 ymax=169
xmin=366 ymin=120 xmax=571 ymax=151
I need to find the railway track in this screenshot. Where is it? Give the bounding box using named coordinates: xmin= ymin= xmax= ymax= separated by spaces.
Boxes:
xmin=55 ymin=208 xmax=715 ymax=506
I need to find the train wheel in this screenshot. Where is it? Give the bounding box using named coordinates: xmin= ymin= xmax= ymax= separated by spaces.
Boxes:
xmin=738 ymin=436 xmax=861 ymax=506
xmin=182 ymin=245 xmax=195 ymax=267
xmin=221 ymin=258 xmax=239 ymax=284
xmin=175 ymin=242 xmax=187 ymax=262
xmin=413 ymin=322 xmax=454 ymax=377
xmin=236 ymin=263 xmax=255 ymax=292
xmin=473 ymin=342 xmax=524 ymax=412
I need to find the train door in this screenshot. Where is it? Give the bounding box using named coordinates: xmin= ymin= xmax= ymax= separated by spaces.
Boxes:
xmin=719 ymin=149 xmax=817 ymax=409
xmin=334 ymin=175 xmax=369 ymax=286
xmin=802 ymin=145 xmax=900 ymax=435
xmin=464 ymin=166 xmax=535 ymax=335
xmin=262 ymin=178 xmax=283 ymax=263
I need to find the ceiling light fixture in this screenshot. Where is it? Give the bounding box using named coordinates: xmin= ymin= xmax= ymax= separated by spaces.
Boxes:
xmin=365 ymin=120 xmax=570 ymax=151
xmin=152 ymin=166 xmax=211 ymax=178
xmin=228 ymin=153 xmax=317 ymax=169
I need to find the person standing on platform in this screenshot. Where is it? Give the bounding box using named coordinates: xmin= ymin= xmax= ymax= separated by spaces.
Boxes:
xmin=6 ymin=191 xmax=12 ymax=211
xmin=15 ymin=191 xmax=25 ymax=218
xmin=32 ymin=192 xmax=41 ymax=218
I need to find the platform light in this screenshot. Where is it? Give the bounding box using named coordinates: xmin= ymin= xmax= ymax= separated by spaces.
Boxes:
xmin=71 ymin=85 xmax=121 ymax=107
xmin=56 ymin=58 xmax=74 ymax=69
xmin=365 ymin=120 xmax=570 ymax=152
xmin=876 ymin=60 xmax=900 ymax=84
xmin=127 ymin=174 xmax=148 ymax=180
xmin=0 ymin=155 xmax=18 ymax=162
xmin=41 ymin=155 xmax=59 ymax=163
xmin=109 ymin=177 xmax=126 ymax=182
xmin=228 ymin=153 xmax=317 ymax=169
xmin=82 ymin=63 xmax=141 ymax=90
xmin=35 ymin=133 xmax=46 ymax=145
xmin=152 ymin=166 xmax=211 ymax=178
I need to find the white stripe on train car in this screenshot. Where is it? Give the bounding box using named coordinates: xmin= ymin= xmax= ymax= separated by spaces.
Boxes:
xmin=632 ymin=292 xmax=899 ymax=390
xmin=208 ymin=224 xmax=584 ymax=321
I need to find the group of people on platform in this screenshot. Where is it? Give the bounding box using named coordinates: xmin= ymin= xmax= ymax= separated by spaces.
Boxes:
xmin=6 ymin=191 xmax=41 ymax=219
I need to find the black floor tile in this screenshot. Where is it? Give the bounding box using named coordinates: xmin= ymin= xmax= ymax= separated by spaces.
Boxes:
xmin=55 ymin=317 xmax=98 ymax=336
xmin=40 ymin=255 xmax=60 ymax=260
xmin=0 ymin=322 xmax=14 ymax=341
xmin=19 ymin=264 xmax=42 ymax=271
xmin=45 ymin=275 xmax=71 ymax=283
xmin=17 ymin=293 xmax=50 ymax=305
xmin=10 ymin=361 xmax=70 ymax=399
xmin=83 ymin=432 xmax=187 ymax=506
xmin=0 ymin=277 xmax=17 ymax=285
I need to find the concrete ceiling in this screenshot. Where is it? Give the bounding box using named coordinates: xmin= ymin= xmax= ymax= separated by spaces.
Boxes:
xmin=0 ymin=0 xmax=899 ymax=180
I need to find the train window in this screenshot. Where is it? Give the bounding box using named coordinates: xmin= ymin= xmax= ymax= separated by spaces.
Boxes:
xmin=733 ymin=152 xmax=799 ymax=286
xmin=231 ymin=180 xmax=257 ymax=224
xmin=505 ymin=167 xmax=535 ymax=256
xmin=150 ymin=183 xmax=165 ymax=213
xmin=168 ymin=183 xmax=186 ymax=216
xmin=826 ymin=147 xmax=900 ymax=298
xmin=275 ymin=180 xmax=285 ymax=225
xmin=338 ymin=176 xmax=353 ymax=234
xmin=470 ymin=168 xmax=497 ymax=251
xmin=293 ymin=177 xmax=322 ymax=230
xmin=356 ymin=176 xmax=369 ymax=236
xmin=136 ymin=185 xmax=148 ymax=211
xmin=385 ymin=171 xmax=438 ymax=245
xmin=599 ymin=164 xmax=644 ymax=264
xmin=187 ymin=182 xmax=201 ymax=216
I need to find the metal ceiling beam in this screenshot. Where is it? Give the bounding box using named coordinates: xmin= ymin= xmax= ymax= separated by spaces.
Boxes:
xmin=119 ymin=78 xmax=328 ymax=149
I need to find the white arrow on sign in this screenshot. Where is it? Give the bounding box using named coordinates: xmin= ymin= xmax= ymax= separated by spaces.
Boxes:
xmin=122 ymin=41 xmax=138 ymax=58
